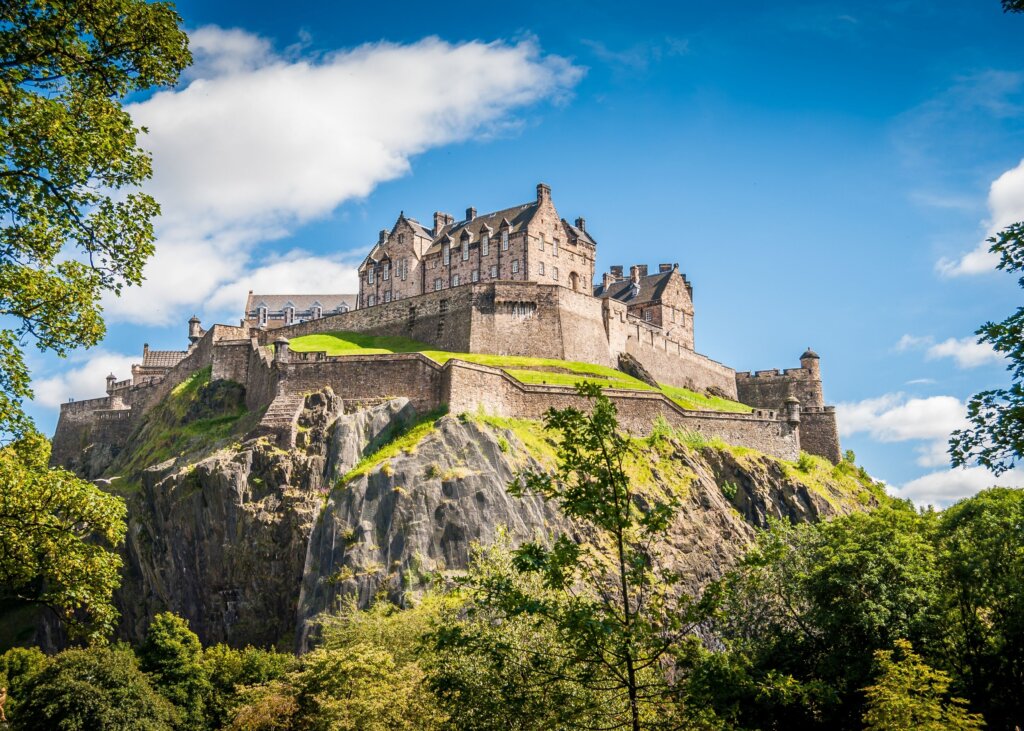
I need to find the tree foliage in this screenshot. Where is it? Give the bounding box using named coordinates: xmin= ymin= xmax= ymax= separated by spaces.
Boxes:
xmin=139 ymin=612 xmax=213 ymax=729
xmin=14 ymin=644 xmax=177 ymax=731
xmin=0 ymin=0 xmax=190 ymax=438
xmin=0 ymin=433 xmax=126 ymax=640
xmin=862 ymin=640 xmax=984 ymax=731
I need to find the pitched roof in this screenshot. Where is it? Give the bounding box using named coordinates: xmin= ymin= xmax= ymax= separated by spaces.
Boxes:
xmin=423 ymin=202 xmax=538 ymax=255
xmin=245 ymin=293 xmax=356 ymax=315
xmin=594 ymin=271 xmax=674 ymax=306
xmin=142 ymin=350 xmax=188 ymax=368
xmin=401 ymin=216 xmax=433 ymax=239
xmin=563 ymin=220 xmax=596 ymax=247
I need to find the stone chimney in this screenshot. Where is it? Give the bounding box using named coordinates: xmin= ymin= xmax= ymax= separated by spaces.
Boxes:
xmin=536 ymin=182 xmax=551 ymax=204
xmin=466 ymin=207 xmax=476 ymax=221
xmin=630 ymin=265 xmax=642 ymax=284
xmin=433 ymin=211 xmax=452 ymax=236
xmin=378 ymin=229 xmax=388 ymax=244
xmin=575 ymin=216 xmax=586 ymax=232
xmin=637 ymin=264 xmax=648 ymax=277
xmin=143 ymin=343 xmax=149 ymax=357
xmin=659 ymin=263 xmax=672 ymax=273
xmin=610 ymin=265 xmax=624 ymax=279
xmin=602 ymin=271 xmax=616 ymax=290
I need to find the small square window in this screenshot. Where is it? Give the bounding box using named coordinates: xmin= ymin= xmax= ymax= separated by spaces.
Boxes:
xmin=512 ymin=259 xmax=519 ymax=274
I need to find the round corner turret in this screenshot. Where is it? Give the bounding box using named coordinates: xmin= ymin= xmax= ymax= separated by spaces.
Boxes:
xmin=784 ymin=395 xmax=801 ymax=424
xmin=188 ymin=315 xmax=204 ymax=345
xmin=273 ymin=335 xmax=290 ymax=363
xmin=800 ymin=347 xmax=821 ymax=377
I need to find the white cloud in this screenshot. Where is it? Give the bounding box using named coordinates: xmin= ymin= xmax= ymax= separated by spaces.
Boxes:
xmin=891 ymin=466 xmax=1024 ymax=508
xmin=938 ymin=158 xmax=1024 ymax=276
xmin=895 ymin=333 xmax=1003 ymax=369
xmin=105 ymin=28 xmax=584 ymax=325
xmin=925 ymin=337 xmax=1003 ymax=368
xmin=205 ymin=252 xmax=361 ymax=317
xmin=33 ymin=351 xmax=137 ymax=408
xmin=837 ymin=392 xmax=969 ymax=469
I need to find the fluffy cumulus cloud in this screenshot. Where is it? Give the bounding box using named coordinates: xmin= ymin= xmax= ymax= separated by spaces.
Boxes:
xmin=891 ymin=466 xmax=1024 ymax=508
xmin=938 ymin=158 xmax=1024 ymax=276
xmin=104 ymin=27 xmax=584 ymax=325
xmin=896 ymin=333 xmax=1003 ymax=368
xmin=33 ymin=350 xmax=137 ymax=408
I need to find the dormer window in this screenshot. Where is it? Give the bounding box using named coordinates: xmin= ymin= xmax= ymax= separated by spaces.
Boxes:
xmin=383 ymin=261 xmax=390 ymax=280
xmin=339 ymin=302 xmax=349 ymax=313
xmin=442 ymin=243 xmax=450 ymax=266
xmin=482 ymin=233 xmax=490 ymax=256
xmin=257 ymin=305 xmax=268 ymax=326
xmin=368 ymin=267 xmax=375 ymax=284
xmin=462 ymin=240 xmax=470 ymax=261
xmin=311 ymin=304 xmax=322 ymax=320
xmin=501 ymin=230 xmax=509 ymax=250
xmin=284 ymin=305 xmax=295 ymax=325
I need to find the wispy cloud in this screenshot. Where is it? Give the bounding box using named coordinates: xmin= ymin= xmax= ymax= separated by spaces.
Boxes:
xmin=581 ymin=36 xmax=690 ymax=74
xmin=105 ymin=28 xmax=584 ymax=326
xmin=895 ymin=333 xmax=1003 ymax=368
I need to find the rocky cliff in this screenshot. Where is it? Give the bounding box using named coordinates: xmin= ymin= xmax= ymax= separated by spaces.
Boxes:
xmin=72 ymin=373 xmax=881 ymax=650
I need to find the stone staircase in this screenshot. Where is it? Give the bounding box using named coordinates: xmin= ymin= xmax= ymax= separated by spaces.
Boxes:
xmin=255 ymin=391 xmax=306 ymax=448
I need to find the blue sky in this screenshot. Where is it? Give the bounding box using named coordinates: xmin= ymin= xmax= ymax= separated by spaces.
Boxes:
xmin=28 ymin=1 xmax=1024 ymax=506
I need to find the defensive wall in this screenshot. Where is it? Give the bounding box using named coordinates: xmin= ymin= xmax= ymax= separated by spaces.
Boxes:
xmin=258 ymin=280 xmax=738 ymax=399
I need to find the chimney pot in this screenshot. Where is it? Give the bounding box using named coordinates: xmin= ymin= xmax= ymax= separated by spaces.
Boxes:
xmin=610 ymin=265 xmax=624 ymax=279
xmin=659 ymin=263 xmax=672 ymax=273
xmin=630 ymin=265 xmax=641 ymax=284
xmin=466 ymin=207 xmax=476 ymax=221
xmin=636 ymin=264 xmax=648 ymax=277
xmin=575 ymin=216 xmax=586 ymax=232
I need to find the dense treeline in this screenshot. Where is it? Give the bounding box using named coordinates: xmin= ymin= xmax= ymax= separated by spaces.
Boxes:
xmin=1 ymin=484 xmax=1020 ymax=730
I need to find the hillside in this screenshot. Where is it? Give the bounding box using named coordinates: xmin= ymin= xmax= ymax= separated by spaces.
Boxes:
xmin=78 ymin=370 xmax=882 ymax=649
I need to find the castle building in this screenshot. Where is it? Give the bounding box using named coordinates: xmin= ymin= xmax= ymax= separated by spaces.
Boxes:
xmin=244 ymin=293 xmax=356 ymax=330
xmin=358 ymin=183 xmax=596 ymax=308
xmin=595 ymin=263 xmax=696 ymax=351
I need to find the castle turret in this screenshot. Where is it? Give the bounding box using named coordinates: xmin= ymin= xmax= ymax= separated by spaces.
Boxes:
xmin=274 ymin=335 xmax=290 ymax=364
xmin=800 ymin=347 xmax=821 ymax=378
xmin=106 ymin=373 xmax=117 ymax=395
xmin=188 ymin=315 xmax=203 ymax=345
xmin=785 ymin=395 xmax=801 ymax=425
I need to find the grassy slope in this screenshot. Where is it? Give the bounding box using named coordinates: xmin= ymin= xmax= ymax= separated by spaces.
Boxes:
xmin=289 ymin=331 xmax=752 ymax=414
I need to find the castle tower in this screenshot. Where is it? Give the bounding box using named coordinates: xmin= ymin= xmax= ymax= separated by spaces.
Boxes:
xmin=188 ymin=315 xmax=203 ymax=345
xmin=800 ymin=347 xmax=821 ymax=379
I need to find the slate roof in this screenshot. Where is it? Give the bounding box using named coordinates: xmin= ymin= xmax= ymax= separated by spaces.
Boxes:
xmin=245 ymin=293 xmax=356 ymax=316
xmin=563 ymin=220 xmax=596 ymax=247
xmin=594 ymin=270 xmax=674 ymax=306
xmin=423 ymin=202 xmax=538 ymax=255
xmin=142 ymin=350 xmax=188 ymax=368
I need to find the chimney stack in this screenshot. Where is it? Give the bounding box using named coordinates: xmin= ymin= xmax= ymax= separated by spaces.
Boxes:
xmin=602 ymin=271 xmax=616 ymax=290
xmin=433 ymin=211 xmax=451 ymax=236
xmin=466 ymin=207 xmax=476 ymax=221
xmin=575 ymin=216 xmax=586 ymax=232
xmin=630 ymin=265 xmax=642 ymax=284
xmin=378 ymin=229 xmax=388 ymax=244
xmin=536 ymin=182 xmax=551 ymax=204
xmin=610 ymin=265 xmax=624 ymax=280
xmin=659 ymin=263 xmax=672 ymax=273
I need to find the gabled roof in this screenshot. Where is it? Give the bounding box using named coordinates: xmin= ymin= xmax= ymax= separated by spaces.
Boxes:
xmin=399 ymin=215 xmax=433 ymax=239
xmin=594 ymin=270 xmax=674 ymax=306
xmin=423 ymin=202 xmax=538 ymax=255
xmin=244 ymin=293 xmax=356 ymax=315
xmin=142 ymin=350 xmax=188 ymax=368
xmin=563 ymin=220 xmax=596 ymax=247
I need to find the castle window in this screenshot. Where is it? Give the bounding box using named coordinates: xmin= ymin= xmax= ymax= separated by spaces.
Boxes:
xmin=284 ymin=305 xmax=295 ymax=325
xmin=501 ymin=230 xmax=509 ymax=250
xmin=339 ymin=302 xmax=349 ymax=313
xmin=538 ymin=233 xmax=545 ymax=251
xmin=512 ymin=259 xmax=519 ymax=274
xmin=552 ymin=266 xmax=558 ymax=281
xmin=482 ymin=234 xmax=489 ymax=256
xmin=462 ymin=242 xmax=469 ymax=261
xmin=442 ymin=243 xmax=450 ymax=266
xmin=311 ymin=305 xmax=322 ymax=320
xmin=471 ymin=269 xmax=479 ymax=282
xmin=383 ymin=261 xmax=390 ymax=280
xmin=644 ymin=309 xmax=652 ymax=322
xmin=368 ymin=295 xmax=376 ymax=307
xmin=538 ymin=261 xmax=545 ymax=276
xmin=258 ymin=306 xmax=268 ymax=326
xmin=452 ymin=274 xmax=460 ymax=287
xmin=434 ymin=278 xmax=442 ymax=291
xmin=490 ymin=264 xmax=498 ymax=278
xmin=398 ymin=234 xmax=404 ymax=244
xmin=384 ymin=290 xmax=392 ymax=303
xmin=553 ymin=239 xmax=559 ymax=257
xmin=368 ymin=267 xmax=375 ymax=284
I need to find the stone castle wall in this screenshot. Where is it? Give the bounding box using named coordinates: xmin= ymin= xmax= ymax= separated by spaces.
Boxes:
xmin=735 ymin=368 xmax=825 ymax=410
xmin=798 ymin=407 xmax=842 ymax=464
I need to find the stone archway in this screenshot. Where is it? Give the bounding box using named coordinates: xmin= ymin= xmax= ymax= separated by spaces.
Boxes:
xmin=569 ymin=271 xmax=580 ymax=292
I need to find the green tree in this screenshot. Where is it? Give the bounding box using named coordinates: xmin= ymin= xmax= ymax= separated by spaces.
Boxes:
xmin=938 ymin=488 xmax=1024 ymax=729
xmin=0 ymin=434 xmax=126 ymax=640
xmin=458 ymin=383 xmax=692 ymax=730
xmin=1 ymin=0 xmax=190 ymax=439
xmin=14 ymin=644 xmax=177 ymax=730
xmin=0 ymin=646 xmax=49 ymax=721
xmin=202 ymin=644 xmax=294 ymax=730
xmin=694 ymin=504 xmax=944 ymax=729
xmin=862 ymin=640 xmax=985 ymax=731
xmin=139 ymin=612 xmax=212 ymax=729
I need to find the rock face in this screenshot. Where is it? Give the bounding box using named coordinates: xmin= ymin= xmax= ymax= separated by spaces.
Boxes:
xmin=96 ymin=384 xmax=876 ymax=650
xmin=618 ymin=352 xmax=660 ymax=388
